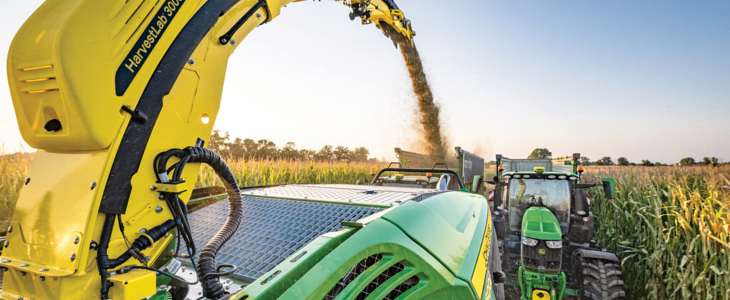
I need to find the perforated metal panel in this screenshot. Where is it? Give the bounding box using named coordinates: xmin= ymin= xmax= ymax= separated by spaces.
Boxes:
xmin=241 ymin=185 xmax=442 ymax=207
xmin=188 ymin=196 xmax=383 ymax=282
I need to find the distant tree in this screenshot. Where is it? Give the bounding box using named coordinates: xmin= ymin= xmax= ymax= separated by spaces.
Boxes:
xmin=527 ymin=148 xmax=552 ymax=159
xmin=228 ymin=137 xmax=245 ymax=159
xmin=711 ymin=157 xmax=719 ymax=166
xmin=208 ymin=130 xmax=230 ymax=157
xmin=580 ymin=157 xmax=591 ymax=166
xmin=641 ymin=159 xmax=654 ymax=166
xmin=703 ymin=157 xmax=712 ymax=165
xmin=280 ymin=142 xmax=299 ymax=160
xmin=299 ymin=149 xmax=316 ymax=160
xmin=679 ymin=157 xmax=696 ymax=166
xmin=351 ymin=147 xmax=370 ymax=162
xmin=595 ymin=157 xmax=614 ymax=166
xmin=253 ymin=140 xmax=277 ymax=159
xmin=316 ymin=145 xmax=335 ymax=161
xmin=334 ymin=146 xmax=351 ymax=162
xmin=617 ymin=157 xmax=629 ymax=166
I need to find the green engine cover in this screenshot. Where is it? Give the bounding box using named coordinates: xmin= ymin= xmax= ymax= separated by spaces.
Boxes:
xmin=521 ymin=207 xmax=562 ymax=241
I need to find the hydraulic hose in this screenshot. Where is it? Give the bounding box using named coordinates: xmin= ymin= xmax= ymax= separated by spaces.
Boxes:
xmin=156 ymin=147 xmax=242 ymax=299
xmin=185 ymin=147 xmax=243 ymax=299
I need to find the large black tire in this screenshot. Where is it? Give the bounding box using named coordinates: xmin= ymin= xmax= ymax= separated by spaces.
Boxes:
xmin=578 ymin=257 xmax=626 ymax=300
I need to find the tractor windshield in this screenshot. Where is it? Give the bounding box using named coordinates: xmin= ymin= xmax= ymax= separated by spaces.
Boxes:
xmin=507 ymin=178 xmax=571 ymax=234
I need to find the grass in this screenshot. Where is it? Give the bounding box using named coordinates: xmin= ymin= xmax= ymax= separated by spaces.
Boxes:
xmin=584 ymin=165 xmax=730 ymax=300
xmin=1 ymin=151 xmax=727 ymax=299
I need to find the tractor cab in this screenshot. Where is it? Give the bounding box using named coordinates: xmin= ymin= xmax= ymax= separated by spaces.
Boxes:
xmin=504 ymin=171 xmax=572 ymax=235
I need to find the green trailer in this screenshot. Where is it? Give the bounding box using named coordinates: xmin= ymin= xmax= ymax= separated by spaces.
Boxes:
xmin=387 ymin=147 xmax=486 ymax=193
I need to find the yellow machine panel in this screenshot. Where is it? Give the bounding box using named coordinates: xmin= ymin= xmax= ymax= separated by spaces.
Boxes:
xmin=5 ymin=0 xmax=415 ymax=298
xmin=108 ymin=269 xmax=157 ymax=300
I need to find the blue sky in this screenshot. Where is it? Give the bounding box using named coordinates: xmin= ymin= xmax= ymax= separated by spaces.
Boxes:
xmin=1 ymin=0 xmax=728 ymax=163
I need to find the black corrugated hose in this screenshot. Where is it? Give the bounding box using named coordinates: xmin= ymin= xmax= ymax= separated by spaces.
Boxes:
xmin=156 ymin=147 xmax=242 ymax=299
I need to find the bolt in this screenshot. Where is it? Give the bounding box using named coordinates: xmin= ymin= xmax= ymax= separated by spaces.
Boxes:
xmin=150 ymin=185 xmax=157 ymax=191
xmin=140 ymin=228 xmax=147 ymax=233
xmin=90 ymin=241 xmax=98 ymax=249
xmin=257 ymin=13 xmax=262 ymax=18
xmin=4 ymin=241 xmax=8 ymax=248
xmin=20 ymin=264 xmax=29 ymax=267
xmin=1 ymin=260 xmax=10 ymax=263
xmin=70 ymin=253 xmax=76 ymax=262
xmin=155 ymin=206 xmax=163 ymax=213
xmin=158 ymin=194 xmax=165 ymax=200
xmin=230 ymin=39 xmax=236 ymax=45
xmin=24 ymin=177 xmax=30 ymax=185
xmin=90 ymin=182 xmax=97 ymax=190
xmin=8 ymin=226 xmax=12 ymax=233
xmin=39 ymin=269 xmax=48 ymax=272
xmin=188 ymin=58 xmax=195 ymax=65
xmin=165 ymin=233 xmax=170 ymax=238
xmin=74 ymin=237 xmax=80 ymax=244
xmin=109 ymin=271 xmax=117 ymax=278
xmin=220 ymin=38 xmax=228 ymax=44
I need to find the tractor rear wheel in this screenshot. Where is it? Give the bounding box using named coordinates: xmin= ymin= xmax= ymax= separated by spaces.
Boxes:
xmin=578 ymin=257 xmax=626 ymax=300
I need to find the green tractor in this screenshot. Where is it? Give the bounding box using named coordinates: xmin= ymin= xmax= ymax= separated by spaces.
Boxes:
xmin=489 ymin=154 xmax=626 ymax=300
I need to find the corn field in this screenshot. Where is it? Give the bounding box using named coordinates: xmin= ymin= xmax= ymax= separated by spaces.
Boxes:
xmin=196 ymin=158 xmax=386 ymax=188
xmin=1 ymin=151 xmax=728 ymax=299
xmin=0 ymin=151 xmax=34 ymax=231
xmin=585 ymin=166 xmax=730 ymax=300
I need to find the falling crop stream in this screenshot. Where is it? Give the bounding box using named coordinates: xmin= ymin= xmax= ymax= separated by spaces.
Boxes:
xmin=392 ymin=35 xmax=448 ymax=160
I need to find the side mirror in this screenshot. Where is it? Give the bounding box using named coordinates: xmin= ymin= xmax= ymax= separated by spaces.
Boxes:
xmin=602 ymin=178 xmax=616 ymax=199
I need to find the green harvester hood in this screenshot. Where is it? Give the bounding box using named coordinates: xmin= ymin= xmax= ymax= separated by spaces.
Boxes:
xmin=521 ymin=207 xmax=562 ymax=240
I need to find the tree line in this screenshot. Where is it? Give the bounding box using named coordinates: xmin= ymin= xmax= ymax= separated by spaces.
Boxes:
xmin=528 ymin=148 xmax=723 ymax=166
xmin=208 ymin=130 xmax=373 ymax=162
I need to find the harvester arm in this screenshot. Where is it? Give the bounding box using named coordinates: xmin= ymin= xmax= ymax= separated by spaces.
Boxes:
xmin=4 ymin=0 xmax=414 ymax=299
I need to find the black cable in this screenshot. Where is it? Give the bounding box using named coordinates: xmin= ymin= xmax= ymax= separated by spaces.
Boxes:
xmin=129 ymin=265 xmax=198 ymax=286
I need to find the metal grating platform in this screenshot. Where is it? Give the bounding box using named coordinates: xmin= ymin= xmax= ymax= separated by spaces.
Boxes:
xmin=188 ymin=196 xmax=383 ymax=282
xmin=241 ymin=184 xmax=443 ymax=207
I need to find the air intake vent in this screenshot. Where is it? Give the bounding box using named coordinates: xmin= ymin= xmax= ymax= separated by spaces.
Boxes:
xmin=385 ymin=276 xmax=420 ymax=300
xmin=19 ymin=64 xmax=58 ymax=93
xmin=355 ymin=262 xmax=418 ymax=300
xmin=323 ymin=254 xmax=383 ymax=300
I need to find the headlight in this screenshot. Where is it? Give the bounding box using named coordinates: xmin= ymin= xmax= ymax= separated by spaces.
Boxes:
xmin=522 ymin=236 xmax=538 ymax=246
xmin=546 ymin=240 xmax=562 ymax=249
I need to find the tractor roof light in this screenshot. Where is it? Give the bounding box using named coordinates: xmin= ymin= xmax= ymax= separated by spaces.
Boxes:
xmin=426 ymin=172 xmax=432 ymax=178
xmin=534 ymin=167 xmax=545 ymax=174
xmin=498 ymin=165 xmax=504 ymax=172
xmin=558 ymin=175 xmax=567 ymax=179
xmin=503 ymin=175 xmax=511 ymax=179
xmin=577 ymin=165 xmax=585 ymax=173
xmin=513 ymin=174 xmax=521 ymax=179
xmin=569 ymin=176 xmax=578 ymax=181
xmin=370 ymin=170 xmax=376 ymax=176
xmin=548 ymin=175 xmax=556 ymax=179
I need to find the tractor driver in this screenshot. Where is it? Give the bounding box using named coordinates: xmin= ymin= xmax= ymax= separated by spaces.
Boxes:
xmin=532 ymin=181 xmax=548 ymax=203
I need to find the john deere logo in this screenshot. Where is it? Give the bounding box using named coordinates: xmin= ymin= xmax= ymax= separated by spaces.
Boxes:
xmin=538 ymin=248 xmax=546 ymax=255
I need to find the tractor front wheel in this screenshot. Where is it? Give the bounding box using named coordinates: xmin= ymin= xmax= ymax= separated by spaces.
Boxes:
xmin=578 ymin=257 xmax=626 ymax=300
